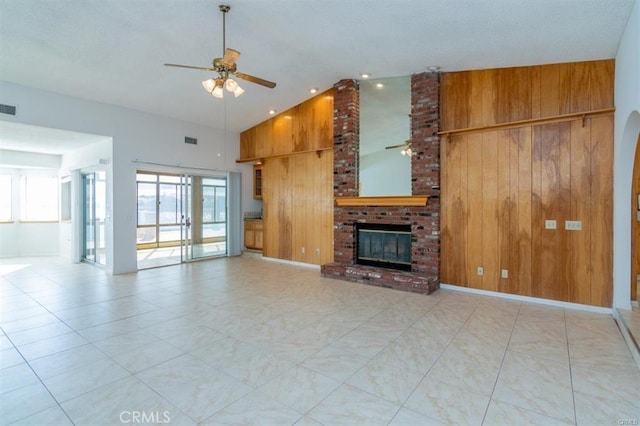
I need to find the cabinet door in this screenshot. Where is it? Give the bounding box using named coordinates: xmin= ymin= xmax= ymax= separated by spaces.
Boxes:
xmin=253 ymin=165 xmax=263 ymax=199
xmin=254 ymin=228 xmax=263 ymax=250
xmin=244 ymin=223 xmax=255 ymax=249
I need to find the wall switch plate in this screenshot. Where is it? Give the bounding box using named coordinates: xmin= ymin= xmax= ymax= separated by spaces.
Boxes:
xmin=545 ymin=220 xmax=557 ymax=230
xmin=565 ymin=220 xmax=582 ymax=231
xmin=477 ymin=266 xmax=484 ymax=276
xmin=501 ymin=269 xmax=509 ymax=279
xmin=315 ymin=248 xmax=320 ymax=255
xmin=301 ymin=247 xmax=305 ymax=254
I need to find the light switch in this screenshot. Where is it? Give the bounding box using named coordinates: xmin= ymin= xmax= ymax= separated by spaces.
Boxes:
xmin=545 ymin=220 xmax=557 ymax=230
xmin=477 ymin=266 xmax=484 ymax=276
xmin=565 ymin=221 xmax=582 ymax=231
xmin=501 ymin=269 xmax=509 ymax=279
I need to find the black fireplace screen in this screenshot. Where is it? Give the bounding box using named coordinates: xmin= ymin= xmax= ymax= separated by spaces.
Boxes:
xmin=356 ymin=223 xmax=411 ymax=271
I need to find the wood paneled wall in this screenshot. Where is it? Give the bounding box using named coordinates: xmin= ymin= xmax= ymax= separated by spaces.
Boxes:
xmin=240 ymin=90 xmax=335 ymax=266
xmin=440 ymin=60 xmax=614 ymax=307
xmin=441 ymin=60 xmax=614 ymax=131
xmin=239 ymin=89 xmax=334 ymax=161
xmin=263 ymin=151 xmax=334 ymax=265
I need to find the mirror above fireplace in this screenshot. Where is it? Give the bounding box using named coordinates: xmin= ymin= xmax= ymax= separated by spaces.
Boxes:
xmin=359 ymin=76 xmax=412 ymax=196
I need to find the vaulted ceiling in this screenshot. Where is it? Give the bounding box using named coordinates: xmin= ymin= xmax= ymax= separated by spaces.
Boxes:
xmin=0 ymin=0 xmax=634 ymax=134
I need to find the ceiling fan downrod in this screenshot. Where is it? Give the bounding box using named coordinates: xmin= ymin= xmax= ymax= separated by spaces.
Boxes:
xmin=219 ymin=4 xmax=230 ymax=55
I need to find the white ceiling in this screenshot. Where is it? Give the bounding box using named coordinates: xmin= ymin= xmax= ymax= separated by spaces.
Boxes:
xmin=0 ymin=0 xmax=634 ymax=136
xmin=0 ymin=121 xmax=110 ymax=155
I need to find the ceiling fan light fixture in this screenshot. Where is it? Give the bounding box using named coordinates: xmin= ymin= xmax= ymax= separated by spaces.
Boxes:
xmin=212 ymin=87 xmax=224 ymax=98
xmin=202 ymin=78 xmax=216 ymax=93
xmin=225 ymin=78 xmax=238 ymax=91
xmin=211 ymin=78 xmax=225 ymax=98
xmin=233 ymin=85 xmax=245 ymax=97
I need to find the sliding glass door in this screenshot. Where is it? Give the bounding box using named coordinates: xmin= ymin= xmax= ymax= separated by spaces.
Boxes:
xmin=136 ymin=171 xmax=227 ymax=268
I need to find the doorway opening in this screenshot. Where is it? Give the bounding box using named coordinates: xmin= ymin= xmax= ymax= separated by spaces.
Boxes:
xmin=136 ymin=171 xmax=227 ymax=269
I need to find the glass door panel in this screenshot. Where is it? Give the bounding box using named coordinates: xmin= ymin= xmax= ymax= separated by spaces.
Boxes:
xmin=180 ymin=174 xmax=192 ymax=261
xmin=136 ymin=180 xmax=158 ymax=247
xmin=95 ymin=171 xmax=106 ymax=265
xmin=82 ymin=173 xmax=96 ymax=263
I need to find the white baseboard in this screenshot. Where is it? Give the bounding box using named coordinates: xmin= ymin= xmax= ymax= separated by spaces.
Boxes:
xmin=257 ymin=254 xmax=321 ymax=270
xmin=439 ymin=283 xmax=613 ymax=314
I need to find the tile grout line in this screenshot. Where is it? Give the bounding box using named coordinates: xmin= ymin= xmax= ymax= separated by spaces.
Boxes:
xmin=565 ymin=308 xmax=579 ymax=425
xmin=1 ymin=330 xmax=75 ymax=425
xmin=479 ymin=301 xmax=521 ymax=425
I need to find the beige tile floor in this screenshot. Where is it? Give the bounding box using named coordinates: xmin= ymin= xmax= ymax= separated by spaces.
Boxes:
xmin=137 ymin=242 xmax=226 ymax=270
xmin=1 ymin=255 xmax=639 ymax=425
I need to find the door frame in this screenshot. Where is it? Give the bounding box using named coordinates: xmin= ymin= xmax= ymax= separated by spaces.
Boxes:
xmin=632 ymin=134 xmax=640 ymax=303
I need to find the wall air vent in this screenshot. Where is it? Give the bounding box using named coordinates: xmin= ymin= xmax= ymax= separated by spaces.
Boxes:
xmin=0 ymin=104 xmax=17 ymax=116
xmin=185 ymin=136 xmax=197 ymax=145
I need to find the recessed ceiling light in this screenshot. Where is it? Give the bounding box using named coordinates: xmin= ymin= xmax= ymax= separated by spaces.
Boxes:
xmin=360 ymin=73 xmax=370 ymax=79
xmin=268 ymin=109 xmax=277 ymax=115
xmin=309 ymin=87 xmax=318 ymax=94
xmin=375 ymin=83 xmax=384 ymax=89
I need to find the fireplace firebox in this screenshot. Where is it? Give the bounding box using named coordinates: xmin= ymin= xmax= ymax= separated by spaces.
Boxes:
xmin=356 ymin=223 xmax=412 ymax=271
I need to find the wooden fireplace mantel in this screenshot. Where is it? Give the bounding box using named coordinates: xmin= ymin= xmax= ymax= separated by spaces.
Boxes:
xmin=335 ymin=195 xmax=429 ymax=207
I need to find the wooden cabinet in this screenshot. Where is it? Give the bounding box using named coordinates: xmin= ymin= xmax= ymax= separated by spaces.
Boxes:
xmin=244 ymin=219 xmax=263 ymax=250
xmin=253 ymin=165 xmax=263 ymax=200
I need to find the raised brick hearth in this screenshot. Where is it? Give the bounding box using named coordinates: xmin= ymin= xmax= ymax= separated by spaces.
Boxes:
xmin=321 ymin=73 xmax=441 ymax=294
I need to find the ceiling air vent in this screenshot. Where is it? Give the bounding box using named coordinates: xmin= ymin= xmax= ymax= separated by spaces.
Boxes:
xmin=0 ymin=104 xmax=17 ymax=116
xmin=185 ymin=137 xmax=197 ymax=145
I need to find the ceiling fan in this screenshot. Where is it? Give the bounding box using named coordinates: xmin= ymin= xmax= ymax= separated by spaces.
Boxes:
xmin=385 ymin=114 xmax=413 ymax=155
xmin=385 ymin=140 xmax=413 ymax=156
xmin=164 ymin=4 xmax=276 ymax=98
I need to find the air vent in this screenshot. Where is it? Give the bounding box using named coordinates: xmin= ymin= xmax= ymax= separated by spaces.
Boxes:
xmin=185 ymin=136 xmax=197 ymax=145
xmin=0 ymin=104 xmax=17 ymax=116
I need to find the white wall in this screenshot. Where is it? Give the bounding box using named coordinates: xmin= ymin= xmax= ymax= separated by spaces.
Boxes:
xmin=1 ymin=81 xmax=255 ymax=274
xmin=613 ymin=0 xmax=640 ymax=309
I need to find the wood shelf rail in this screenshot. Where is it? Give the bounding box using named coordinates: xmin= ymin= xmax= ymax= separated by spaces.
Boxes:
xmin=437 ymin=108 xmax=615 ymax=139
xmin=236 ymin=147 xmax=332 ymax=163
xmin=335 ymin=195 xmax=430 ymax=207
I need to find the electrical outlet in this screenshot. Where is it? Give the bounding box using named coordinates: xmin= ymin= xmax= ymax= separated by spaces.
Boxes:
xmin=501 ymin=269 xmax=509 ymax=279
xmin=545 ymin=220 xmax=557 ymax=230
xmin=565 ymin=220 xmax=582 ymax=231
xmin=301 ymin=247 xmax=305 ymax=254
xmin=477 ymin=266 xmax=484 ymax=276
xmin=315 ymin=248 xmax=320 ymax=255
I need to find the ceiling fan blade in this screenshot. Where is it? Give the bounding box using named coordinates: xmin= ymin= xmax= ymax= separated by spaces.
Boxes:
xmin=222 ymin=48 xmax=240 ymax=67
xmin=385 ymin=141 xmax=411 ymax=149
xmin=234 ymin=72 xmax=277 ymax=89
xmin=164 ymin=63 xmax=216 ymax=72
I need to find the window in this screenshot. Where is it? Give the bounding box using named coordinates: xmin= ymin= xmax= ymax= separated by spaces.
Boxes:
xmin=0 ymin=174 xmax=11 ymax=222
xmin=21 ymin=176 xmax=59 ymax=221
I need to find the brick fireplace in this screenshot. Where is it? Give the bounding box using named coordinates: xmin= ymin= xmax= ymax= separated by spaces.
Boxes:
xmin=320 ymin=73 xmax=441 ymax=294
